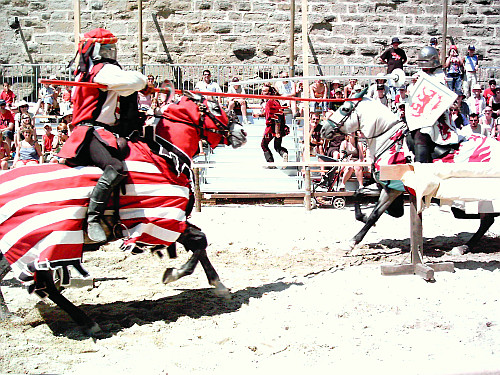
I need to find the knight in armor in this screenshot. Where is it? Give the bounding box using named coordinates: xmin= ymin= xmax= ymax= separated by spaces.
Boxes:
xmin=411 ymin=46 xmax=463 ymax=163
xmin=58 ymin=28 xmax=154 ymax=242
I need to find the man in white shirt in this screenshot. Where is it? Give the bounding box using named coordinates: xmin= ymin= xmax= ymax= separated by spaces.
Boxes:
xmin=466 ymin=83 xmax=486 ymax=116
xmin=274 ymin=71 xmax=297 ymax=116
xmin=195 ymin=70 xmax=223 ymax=107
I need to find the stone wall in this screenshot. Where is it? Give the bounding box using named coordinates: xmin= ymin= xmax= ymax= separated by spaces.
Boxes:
xmin=0 ymin=0 xmax=499 ymax=68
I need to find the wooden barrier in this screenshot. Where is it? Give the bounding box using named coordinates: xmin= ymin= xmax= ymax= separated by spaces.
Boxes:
xmin=379 ymin=165 xmax=454 ymax=281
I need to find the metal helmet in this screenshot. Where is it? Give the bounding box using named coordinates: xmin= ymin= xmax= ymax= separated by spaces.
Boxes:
xmin=417 ymin=46 xmax=441 ymax=69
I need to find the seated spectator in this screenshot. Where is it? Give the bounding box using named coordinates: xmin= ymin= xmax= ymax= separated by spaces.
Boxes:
xmin=310 ymin=79 xmax=328 ymax=114
xmin=456 ymin=92 xmax=470 ymax=119
xmin=462 ymin=113 xmax=488 ymax=137
xmin=373 ymin=84 xmax=392 ymax=108
xmin=323 ymin=131 xmax=345 ymax=160
xmin=60 ymin=87 xmax=72 ymax=114
xmin=41 ymin=124 xmax=55 ymax=161
xmin=330 ymin=88 xmax=344 ymax=111
xmin=138 ymin=74 xmax=156 ymax=110
xmin=488 ymin=87 xmax=500 ymax=119
xmin=275 ymin=71 xmax=298 ymax=116
xmin=483 ymin=79 xmax=496 ymax=102
xmin=450 ymin=104 xmax=468 ymax=130
xmin=368 ymin=73 xmax=390 ymax=100
xmin=351 ymin=84 xmax=363 ymax=98
xmin=227 ymin=77 xmax=248 ymax=123
xmin=309 ymin=111 xmax=324 ymax=156
xmin=344 ymin=79 xmax=358 ymax=98
xmin=466 ymin=84 xmax=486 ymax=116
xmin=50 ymin=78 xmax=61 ymax=116
xmin=480 ymin=106 xmax=495 ymax=134
xmin=0 ymin=99 xmax=15 ymax=148
xmin=0 ymin=134 xmax=11 ymax=170
xmin=338 ymin=132 xmax=365 ymax=191
xmin=15 ymin=112 xmax=34 ymax=149
xmin=12 ymin=125 xmax=42 ymax=167
xmin=49 ymin=123 xmax=70 ymax=163
xmin=60 ymin=107 xmax=74 ymax=135
xmin=394 ymin=85 xmax=409 ymax=110
xmin=39 ymin=82 xmax=55 ymax=116
xmin=490 ymin=119 xmax=500 ymax=141
xmin=0 ymin=82 xmax=16 ymax=109
xmin=156 ymin=79 xmax=174 ymax=110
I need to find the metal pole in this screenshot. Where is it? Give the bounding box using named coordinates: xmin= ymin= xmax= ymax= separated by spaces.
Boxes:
xmin=73 ymin=0 xmax=81 ymax=54
xmin=138 ymin=0 xmax=144 ymax=71
xmin=441 ymin=0 xmax=448 ymax=65
xmin=302 ymin=0 xmax=311 ymax=211
xmin=289 ymin=0 xmax=295 ymax=78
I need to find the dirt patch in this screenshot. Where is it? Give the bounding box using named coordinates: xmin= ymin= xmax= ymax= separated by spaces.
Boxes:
xmin=1 ymin=204 xmax=500 ymax=374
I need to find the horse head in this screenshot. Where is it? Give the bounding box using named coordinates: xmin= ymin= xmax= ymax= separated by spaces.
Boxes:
xmin=320 ymin=88 xmax=368 ymax=141
xmin=154 ymin=92 xmax=246 ymax=160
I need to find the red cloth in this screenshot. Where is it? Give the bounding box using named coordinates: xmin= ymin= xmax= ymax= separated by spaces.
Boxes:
xmin=57 ymin=125 xmax=118 ymax=159
xmin=0 ymin=90 xmax=16 ymax=106
xmin=0 ymin=109 xmax=14 ymax=129
xmin=42 ymin=133 xmax=54 ymax=151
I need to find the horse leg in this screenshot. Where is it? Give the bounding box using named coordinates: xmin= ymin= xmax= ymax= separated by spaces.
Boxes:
xmin=348 ymin=188 xmax=403 ymax=251
xmin=354 ymin=199 xmax=368 ymax=223
xmin=162 ymin=223 xmax=230 ymax=298
xmin=34 ymin=271 xmax=101 ymax=336
xmin=0 ymin=254 xmax=12 ymax=320
xmin=450 ymin=213 xmax=496 ymax=255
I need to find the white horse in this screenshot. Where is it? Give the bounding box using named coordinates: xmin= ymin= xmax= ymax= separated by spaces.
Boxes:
xmin=320 ymin=95 xmax=498 ymax=254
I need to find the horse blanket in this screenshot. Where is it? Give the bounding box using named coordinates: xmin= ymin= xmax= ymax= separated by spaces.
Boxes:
xmin=0 ymin=139 xmax=190 ymax=283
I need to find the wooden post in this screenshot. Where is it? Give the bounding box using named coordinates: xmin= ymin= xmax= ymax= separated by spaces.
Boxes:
xmin=194 ymin=167 xmax=202 ymax=212
xmin=304 ymin=166 xmax=312 ymax=210
xmin=73 ymin=0 xmax=81 ymax=54
xmin=301 ymin=0 xmax=312 ymax=211
xmin=138 ymin=0 xmax=144 ymax=71
xmin=289 ymin=0 xmax=295 ymax=78
xmin=441 ymin=0 xmax=448 ymax=65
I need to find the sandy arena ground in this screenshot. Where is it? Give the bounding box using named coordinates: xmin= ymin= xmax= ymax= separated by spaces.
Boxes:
xmin=1 ymin=203 xmax=500 ymax=375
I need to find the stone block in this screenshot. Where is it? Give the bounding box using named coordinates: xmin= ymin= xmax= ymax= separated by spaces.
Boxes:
xmin=236 ymin=2 xmax=251 ymax=11
xmin=198 ymin=2 xmax=211 ymax=10
xmin=466 ymin=25 xmax=494 ymax=36
xmin=212 ymin=23 xmax=232 ymax=34
xmin=404 ymin=26 xmax=425 ymax=35
xmin=188 ymin=22 xmax=212 ymax=33
xmin=215 ymin=1 xmax=233 ymax=11
xmin=359 ymin=46 xmax=379 ymax=56
xmin=232 ymin=44 xmax=256 ymax=60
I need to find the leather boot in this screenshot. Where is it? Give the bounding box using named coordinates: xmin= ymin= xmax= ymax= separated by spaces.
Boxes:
xmin=87 ymin=165 xmax=127 ymax=242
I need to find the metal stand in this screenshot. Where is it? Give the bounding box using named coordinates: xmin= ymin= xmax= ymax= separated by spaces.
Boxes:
xmin=380 ymin=194 xmax=454 ymax=281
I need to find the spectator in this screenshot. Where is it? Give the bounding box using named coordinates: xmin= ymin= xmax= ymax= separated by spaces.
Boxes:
xmin=330 ymin=88 xmax=344 ymax=111
xmin=407 ymin=73 xmax=419 ymax=96
xmin=156 ymin=79 xmax=173 ymax=110
xmin=483 ymin=79 xmax=496 ymax=102
xmin=488 ymin=87 xmax=500 ymax=119
xmin=41 ymin=124 xmax=55 ymax=161
xmin=480 ymin=106 xmax=495 ymax=134
xmin=14 ymin=100 xmax=34 ymax=127
xmin=397 ymin=103 xmax=407 ymax=124
xmin=449 ymin=104 xmax=468 ymax=130
xmin=15 ymin=112 xmax=34 ymax=149
xmin=456 ymin=92 xmax=470 ymax=119
xmin=0 ymin=99 xmax=15 ymax=148
xmin=373 ymin=84 xmax=391 ymax=108
xmin=338 ymin=132 xmax=365 ymax=191
xmin=50 ymin=77 xmax=61 ymax=116
xmin=310 ymin=79 xmax=328 ymax=114
xmin=490 ymin=119 xmax=500 ymax=141
xmin=138 ymin=75 xmax=156 ymax=110
xmin=379 ymin=37 xmax=407 ymax=98
xmin=275 ymin=71 xmax=298 ymax=116
xmin=12 ymin=125 xmax=42 ymax=167
xmin=227 ymin=77 xmax=248 ymax=124
xmin=466 ymin=84 xmax=486 ymax=117
xmin=39 ymin=82 xmax=55 ymax=116
xmin=462 ymin=113 xmax=488 ymax=137
xmin=444 ymin=45 xmax=464 ymax=95
xmin=429 ymin=37 xmax=440 ymax=58
xmin=344 ymin=78 xmax=357 ymax=98
xmin=194 ymin=69 xmax=222 ymax=107
xmin=367 ymin=73 xmax=390 ymax=100
xmin=309 ymin=111 xmax=324 ymax=156
xmin=253 ymin=84 xmax=288 ymax=167
xmin=49 ymin=123 xmax=70 ymax=163
xmin=0 ymin=82 xmax=16 ymax=109
xmin=60 ymin=107 xmax=74 ymax=135
xmin=463 ymin=45 xmax=480 ymax=99
xmin=394 ymin=85 xmax=409 ymax=110
xmin=350 ymin=84 xmax=363 ymax=98
xmin=59 ymin=86 xmax=72 ymax=114
xmin=0 ymin=133 xmax=10 ymax=170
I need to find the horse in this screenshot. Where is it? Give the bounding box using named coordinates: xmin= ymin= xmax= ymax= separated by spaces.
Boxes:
xmin=320 ymin=95 xmax=499 ymax=254
xmin=0 ymin=92 xmax=247 ymax=335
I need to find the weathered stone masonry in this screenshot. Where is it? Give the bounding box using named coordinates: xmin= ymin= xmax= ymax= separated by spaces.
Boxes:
xmin=0 ymin=0 xmax=498 ymax=67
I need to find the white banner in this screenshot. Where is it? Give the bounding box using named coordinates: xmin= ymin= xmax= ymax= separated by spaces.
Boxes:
xmin=406 ymin=71 xmax=457 ymax=132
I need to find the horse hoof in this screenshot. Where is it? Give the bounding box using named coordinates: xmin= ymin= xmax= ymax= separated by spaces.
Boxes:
xmin=162 ymin=268 xmax=180 ymax=284
xmin=212 ymin=282 xmax=231 ymax=300
xmin=83 ymin=322 xmax=102 ymax=336
xmin=449 ymin=245 xmax=469 ymax=256
xmin=340 ymin=239 xmax=357 ymax=253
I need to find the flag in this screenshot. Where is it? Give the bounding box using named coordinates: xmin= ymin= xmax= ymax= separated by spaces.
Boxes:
xmin=0 ymin=140 xmax=190 ymax=285
xmin=406 ymin=71 xmax=457 ymax=132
